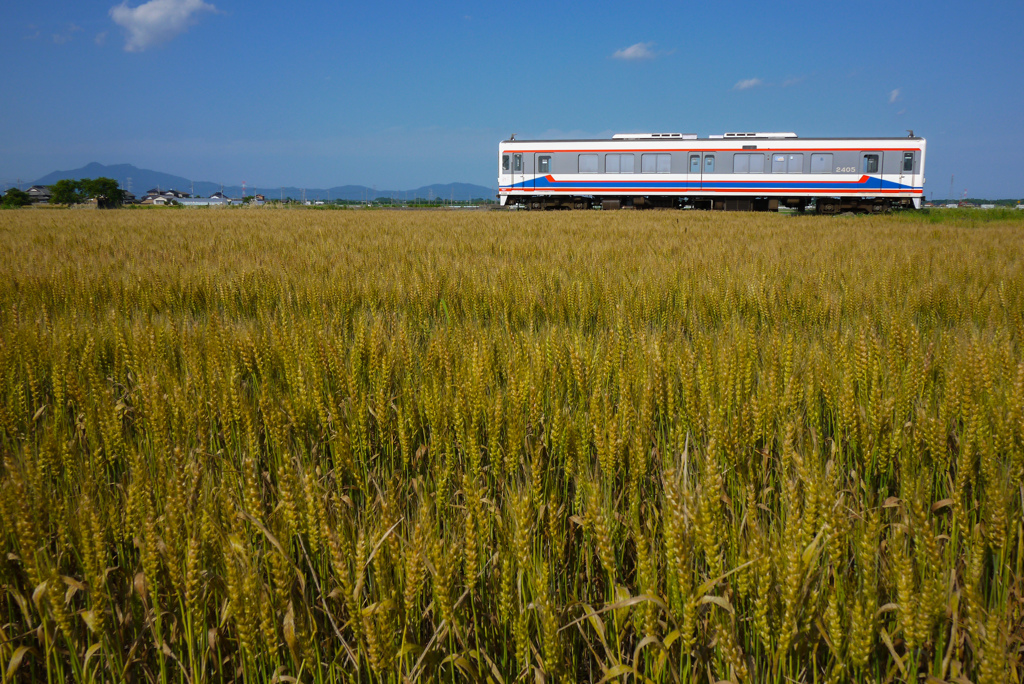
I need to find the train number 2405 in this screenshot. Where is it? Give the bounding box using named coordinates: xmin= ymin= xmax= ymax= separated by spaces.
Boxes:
xmin=835 ymin=166 xmax=857 ymax=173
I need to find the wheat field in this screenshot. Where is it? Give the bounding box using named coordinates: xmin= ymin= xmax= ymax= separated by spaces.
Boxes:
xmin=0 ymin=207 xmax=1022 ymax=683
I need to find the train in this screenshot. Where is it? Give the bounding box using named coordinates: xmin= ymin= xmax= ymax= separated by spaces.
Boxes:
xmin=498 ymin=131 xmax=926 ymax=213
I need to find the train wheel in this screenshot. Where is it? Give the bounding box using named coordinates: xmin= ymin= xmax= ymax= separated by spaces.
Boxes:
xmin=870 ymin=201 xmax=886 ymax=214
xmin=818 ymin=200 xmax=838 ymax=215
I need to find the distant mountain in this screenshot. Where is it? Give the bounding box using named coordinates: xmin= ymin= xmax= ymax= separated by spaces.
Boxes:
xmin=29 ymin=163 xmax=495 ymax=201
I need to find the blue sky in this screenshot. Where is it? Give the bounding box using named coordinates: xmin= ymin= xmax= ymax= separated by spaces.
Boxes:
xmin=2 ymin=0 xmax=1023 ymax=198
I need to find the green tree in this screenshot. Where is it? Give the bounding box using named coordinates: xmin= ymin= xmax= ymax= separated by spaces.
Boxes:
xmin=1 ymin=187 xmax=32 ymax=207
xmin=49 ymin=177 xmax=127 ymax=207
xmin=81 ymin=177 xmax=126 ymax=207
xmin=49 ymin=179 xmax=82 ymax=205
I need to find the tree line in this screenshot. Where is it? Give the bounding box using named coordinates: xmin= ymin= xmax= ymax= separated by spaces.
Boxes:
xmin=2 ymin=177 xmax=126 ymax=208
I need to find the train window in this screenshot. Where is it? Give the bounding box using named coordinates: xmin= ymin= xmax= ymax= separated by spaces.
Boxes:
xmin=641 ymin=154 xmax=671 ymax=173
xmin=772 ymin=155 xmax=786 ymax=173
xmin=502 ymin=155 xmax=510 ymax=172
xmin=513 ymin=154 xmax=522 ymax=172
xmin=704 ymin=155 xmax=715 ymax=173
xmin=605 ymin=154 xmax=636 ymax=173
xmin=690 ymin=155 xmax=700 ymax=173
xmin=903 ymin=153 xmax=914 ymax=172
xmin=863 ymin=154 xmax=879 ymax=173
xmin=579 ymin=154 xmax=598 ymax=173
xmin=734 ymin=154 xmax=764 ymax=173
xmin=538 ymin=156 xmax=551 ymax=173
xmin=787 ymin=154 xmax=803 ymax=173
xmin=811 ymin=154 xmax=832 ymax=173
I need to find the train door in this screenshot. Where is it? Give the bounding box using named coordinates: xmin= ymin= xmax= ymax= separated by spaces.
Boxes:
xmin=703 ymin=153 xmax=716 ymax=193
xmin=689 ymin=153 xmax=701 ymax=191
xmin=512 ymin=152 xmax=525 ymax=191
xmin=898 ymin=150 xmax=915 ymax=192
xmin=534 ymin=154 xmax=551 ymax=191
xmin=861 ymin=151 xmax=883 ymax=191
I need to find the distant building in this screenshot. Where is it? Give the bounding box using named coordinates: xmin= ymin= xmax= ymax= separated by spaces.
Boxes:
xmin=27 ymin=185 xmax=51 ymax=203
xmin=177 ymin=196 xmax=230 ymax=207
xmin=145 ymin=188 xmax=190 ymax=198
xmin=140 ymin=189 xmax=194 ymax=205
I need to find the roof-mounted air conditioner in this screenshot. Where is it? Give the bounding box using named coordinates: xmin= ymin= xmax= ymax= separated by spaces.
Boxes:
xmin=613 ymin=133 xmax=698 ymax=140
xmin=723 ymin=132 xmax=798 ymax=138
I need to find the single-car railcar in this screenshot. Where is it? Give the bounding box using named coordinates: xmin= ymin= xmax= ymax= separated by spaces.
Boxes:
xmin=498 ymin=132 xmax=926 ymax=212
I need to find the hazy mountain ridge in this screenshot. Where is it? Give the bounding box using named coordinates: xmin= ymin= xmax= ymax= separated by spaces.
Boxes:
xmin=28 ymin=163 xmax=495 ymax=201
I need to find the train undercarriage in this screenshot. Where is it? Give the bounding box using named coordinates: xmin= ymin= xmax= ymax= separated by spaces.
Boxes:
xmin=507 ymin=196 xmax=918 ymax=213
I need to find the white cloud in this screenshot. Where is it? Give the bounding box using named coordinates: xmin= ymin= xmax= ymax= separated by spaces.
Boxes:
xmin=782 ymin=76 xmax=805 ymax=87
xmin=110 ymin=0 xmax=217 ymax=52
xmin=612 ymin=42 xmax=657 ymax=60
xmin=95 ymin=31 xmax=108 ymax=46
xmin=733 ymin=78 xmax=763 ymax=91
xmin=51 ymin=24 xmax=82 ymax=44
xmin=889 ymin=88 xmax=901 ymax=103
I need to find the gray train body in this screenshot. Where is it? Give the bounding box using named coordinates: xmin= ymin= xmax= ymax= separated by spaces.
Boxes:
xmin=498 ymin=132 xmax=926 ymax=212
